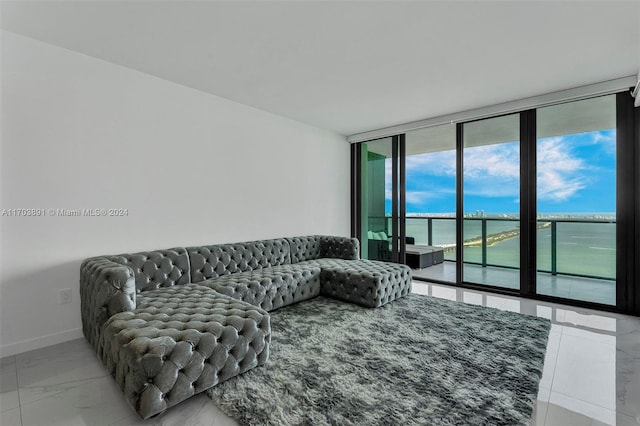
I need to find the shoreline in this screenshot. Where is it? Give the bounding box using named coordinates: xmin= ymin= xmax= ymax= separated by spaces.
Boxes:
xmin=463 ymin=222 xmax=551 ymax=247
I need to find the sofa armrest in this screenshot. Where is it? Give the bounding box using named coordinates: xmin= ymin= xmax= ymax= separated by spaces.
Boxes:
xmin=80 ymin=257 xmax=136 ymax=350
xmin=320 ymin=236 xmax=360 ymax=260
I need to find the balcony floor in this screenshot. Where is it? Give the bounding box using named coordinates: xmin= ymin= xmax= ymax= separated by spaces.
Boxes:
xmin=412 ymin=261 xmax=616 ymax=306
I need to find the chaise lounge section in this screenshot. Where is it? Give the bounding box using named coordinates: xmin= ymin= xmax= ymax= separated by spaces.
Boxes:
xmin=80 ymin=235 xmax=411 ymax=419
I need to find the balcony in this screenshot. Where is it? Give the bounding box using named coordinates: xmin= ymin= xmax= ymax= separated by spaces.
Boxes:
xmin=368 ymin=216 xmax=616 ymax=306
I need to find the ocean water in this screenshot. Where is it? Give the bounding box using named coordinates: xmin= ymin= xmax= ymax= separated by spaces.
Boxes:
xmin=405 ymin=218 xmax=615 ymax=279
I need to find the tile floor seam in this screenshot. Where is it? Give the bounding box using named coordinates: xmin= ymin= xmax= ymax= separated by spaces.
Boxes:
xmin=1 ymin=355 xmax=22 ymax=425
xmin=543 ymin=330 xmax=562 ymax=400
xmin=16 ymin=374 xmax=110 ymax=407
xmin=548 ymin=388 xmax=619 ymax=414
xmin=15 ymin=357 xmax=23 ymax=426
xmin=12 ymin=357 xmax=21 ymax=411
xmin=558 ymin=337 xmax=620 ymax=351
xmin=19 ymin=371 xmax=109 ymax=389
xmin=557 ymin=324 xmax=617 ymax=336
xmin=538 ymin=403 xmax=549 ymax=425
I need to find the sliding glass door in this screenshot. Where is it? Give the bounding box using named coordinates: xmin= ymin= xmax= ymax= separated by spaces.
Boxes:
xmin=404 ymin=125 xmax=457 ymax=283
xmin=536 ymin=95 xmax=617 ymax=305
xmin=352 ymin=90 xmax=635 ymax=314
xmin=462 ymin=114 xmax=521 ymax=289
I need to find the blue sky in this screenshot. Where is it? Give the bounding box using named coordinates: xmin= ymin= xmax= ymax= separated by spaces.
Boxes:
xmin=385 ymin=129 xmax=616 ymax=215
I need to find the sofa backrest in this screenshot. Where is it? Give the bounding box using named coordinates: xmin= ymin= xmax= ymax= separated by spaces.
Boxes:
xmin=320 ymin=236 xmax=360 ymax=260
xmin=100 ymin=236 xmax=357 ymax=293
xmin=107 ymin=248 xmax=190 ymax=293
xmin=287 ymin=235 xmax=360 ymax=263
xmin=187 ymin=238 xmax=291 ymax=283
xmin=287 ymin=236 xmax=322 ymax=263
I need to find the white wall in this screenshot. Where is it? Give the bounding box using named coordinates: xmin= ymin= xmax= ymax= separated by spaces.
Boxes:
xmin=0 ymin=31 xmax=350 ymax=357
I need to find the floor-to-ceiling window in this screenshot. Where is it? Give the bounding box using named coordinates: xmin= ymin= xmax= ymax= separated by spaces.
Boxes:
xmin=462 ymin=113 xmax=521 ymax=289
xmin=536 ymin=95 xmax=616 ymax=305
xmin=404 ymin=125 xmax=457 ymax=283
xmin=351 ymin=89 xmax=638 ymax=315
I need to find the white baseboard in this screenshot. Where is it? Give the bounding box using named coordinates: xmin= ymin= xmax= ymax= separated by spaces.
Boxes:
xmin=0 ymin=328 xmax=84 ymax=358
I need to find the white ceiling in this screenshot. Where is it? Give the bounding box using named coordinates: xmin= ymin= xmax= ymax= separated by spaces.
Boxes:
xmin=2 ymin=1 xmax=639 ymax=136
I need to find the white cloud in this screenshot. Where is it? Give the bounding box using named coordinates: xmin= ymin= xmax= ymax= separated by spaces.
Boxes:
xmin=386 ymin=152 xmax=457 ymax=206
xmin=404 ymin=188 xmax=456 ymax=206
xmin=591 ymin=130 xmax=616 ymax=155
xmin=537 ymin=137 xmax=586 ymax=201
xmin=405 ymin=191 xmax=431 ymax=205
xmin=463 ymin=138 xmax=586 ymax=202
xmin=464 ymin=143 xmax=520 ymax=179
xmin=462 ymin=142 xmax=520 ymax=198
xmin=405 ymin=151 xmax=456 ymax=176
xmin=378 ymin=136 xmax=586 ymax=204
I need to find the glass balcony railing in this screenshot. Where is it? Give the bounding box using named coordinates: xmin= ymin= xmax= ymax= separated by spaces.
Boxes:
xmin=369 ymin=216 xmax=616 ymax=281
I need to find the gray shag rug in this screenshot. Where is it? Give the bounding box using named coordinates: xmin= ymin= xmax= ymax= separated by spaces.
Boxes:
xmin=208 ymin=294 xmax=550 ymax=426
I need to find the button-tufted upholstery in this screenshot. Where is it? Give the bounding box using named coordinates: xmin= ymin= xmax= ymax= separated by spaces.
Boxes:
xmin=287 ymin=236 xmax=322 ymax=263
xmin=320 ymin=236 xmax=360 ymax=261
xmin=187 ymin=239 xmax=291 ymax=283
xmin=286 ymin=235 xmax=360 ymax=263
xmin=313 ymin=258 xmax=412 ymax=308
xmin=199 ymin=264 xmax=322 ymax=312
xmin=107 ymin=248 xmax=190 ymax=293
xmin=100 ymin=284 xmax=270 ymax=419
xmin=80 ymin=235 xmax=411 ymax=419
xmin=80 ymin=257 xmax=137 ymax=350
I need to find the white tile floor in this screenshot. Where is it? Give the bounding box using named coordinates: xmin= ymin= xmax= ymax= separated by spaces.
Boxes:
xmin=1 ymin=282 xmax=638 ymax=426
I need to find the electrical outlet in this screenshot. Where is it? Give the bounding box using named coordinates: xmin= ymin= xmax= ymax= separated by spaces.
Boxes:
xmin=59 ymin=288 xmax=72 ymax=304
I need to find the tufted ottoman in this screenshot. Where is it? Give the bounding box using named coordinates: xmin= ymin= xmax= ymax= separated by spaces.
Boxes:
xmin=317 ymin=259 xmax=412 ymax=308
xmin=99 ymin=284 xmax=270 ymax=419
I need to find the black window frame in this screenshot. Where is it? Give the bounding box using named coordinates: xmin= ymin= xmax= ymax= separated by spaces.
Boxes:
xmin=351 ymin=90 xmax=640 ymax=316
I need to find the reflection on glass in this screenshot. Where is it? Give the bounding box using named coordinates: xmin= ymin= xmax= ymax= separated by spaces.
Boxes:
xmin=360 ymin=138 xmax=393 ymax=262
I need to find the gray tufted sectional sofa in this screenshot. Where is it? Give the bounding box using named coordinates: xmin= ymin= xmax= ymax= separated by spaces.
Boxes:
xmin=80 ymin=235 xmax=412 ymax=419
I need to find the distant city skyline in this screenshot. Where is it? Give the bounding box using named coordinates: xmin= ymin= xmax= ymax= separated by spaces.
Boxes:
xmin=385 ymin=129 xmax=616 ymax=215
